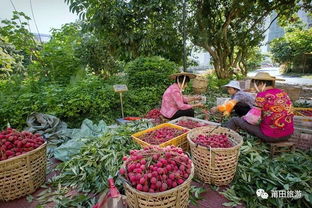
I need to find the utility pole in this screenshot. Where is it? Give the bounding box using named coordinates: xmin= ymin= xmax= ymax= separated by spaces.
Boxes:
xmin=182 ymin=0 xmax=187 ymax=72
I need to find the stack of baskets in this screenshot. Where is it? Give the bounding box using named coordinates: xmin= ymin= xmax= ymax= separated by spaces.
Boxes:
xmin=289 ymin=107 xmax=312 ymax=150
xmin=0 ymin=142 xmax=47 ymax=201
xmin=187 ymin=126 xmax=243 ymax=185
xmin=124 ymin=164 xmax=194 ymax=208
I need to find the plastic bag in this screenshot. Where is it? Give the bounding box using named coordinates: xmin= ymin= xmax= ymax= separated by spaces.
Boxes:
xmin=243 ymin=107 xmax=262 ymax=125
xmin=54 ymin=119 xmax=108 ymax=161
xmin=93 ymin=178 xmax=127 ymax=208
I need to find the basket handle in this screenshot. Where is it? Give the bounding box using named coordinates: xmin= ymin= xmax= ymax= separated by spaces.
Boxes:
xmin=207 ymin=125 xmax=219 ymax=135
xmin=208 ymin=146 xmax=212 ymax=183
xmin=205 ymin=146 xmax=220 ymax=156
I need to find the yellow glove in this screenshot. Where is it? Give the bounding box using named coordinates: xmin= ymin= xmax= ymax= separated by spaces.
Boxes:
xmin=217 ymin=100 xmax=237 ymax=116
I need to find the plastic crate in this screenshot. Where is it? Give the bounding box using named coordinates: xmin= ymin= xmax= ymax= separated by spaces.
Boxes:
xmin=289 ymin=127 xmax=312 ymax=150
xmin=131 ymin=123 xmax=189 ymax=151
xmin=293 ymin=108 xmax=312 ymax=129
xmin=216 ymin=97 xmax=230 ymax=105
xmin=168 ymin=116 xmax=220 ymax=129
xmin=294 ymin=107 xmax=312 ymax=117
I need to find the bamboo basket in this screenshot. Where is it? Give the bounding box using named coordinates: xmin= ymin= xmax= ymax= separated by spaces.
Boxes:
xmin=187 ymin=126 xmax=243 ymax=186
xmin=0 ymin=142 xmax=47 ymax=201
xmin=192 ymin=76 xmax=208 ymax=94
xmin=284 ymin=87 xmax=301 ymax=102
xmin=124 ymin=164 xmax=194 ymax=208
xmin=131 ymin=123 xmax=189 ymax=152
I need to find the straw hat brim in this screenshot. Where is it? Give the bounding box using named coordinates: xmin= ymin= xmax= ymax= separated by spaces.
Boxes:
xmin=247 ymin=75 xmax=285 ymax=81
xmin=169 ymin=72 xmax=196 ymax=80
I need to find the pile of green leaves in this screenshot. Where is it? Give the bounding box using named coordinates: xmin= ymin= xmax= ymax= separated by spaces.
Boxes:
xmin=29 ymin=184 xmax=96 ymax=208
xmin=221 ymin=134 xmax=312 ymax=208
xmin=50 ymin=122 xmax=150 ymax=193
xmin=189 ymin=185 xmax=207 ymax=205
xmin=31 ymin=122 xmax=151 ymax=207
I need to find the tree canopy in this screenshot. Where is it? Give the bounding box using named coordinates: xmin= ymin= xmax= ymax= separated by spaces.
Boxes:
xmin=270 ymin=27 xmax=312 ymax=72
xmin=187 ymin=0 xmax=311 ymax=78
xmin=65 ymin=0 xmax=312 ymax=78
xmin=65 ymin=0 xmax=185 ymax=64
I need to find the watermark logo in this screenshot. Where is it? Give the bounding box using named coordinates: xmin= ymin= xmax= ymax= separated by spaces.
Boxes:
xmin=256 ymin=189 xmax=302 ymax=199
xmin=256 ymin=189 xmax=269 ymax=199
xmin=271 ymin=190 xmax=302 ymax=199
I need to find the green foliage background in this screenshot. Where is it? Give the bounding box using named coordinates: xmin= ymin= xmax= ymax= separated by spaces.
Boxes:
xmin=270 ymin=27 xmax=312 ymax=72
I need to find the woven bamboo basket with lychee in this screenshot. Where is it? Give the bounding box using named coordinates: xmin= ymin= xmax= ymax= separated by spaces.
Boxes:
xmin=187 ymin=126 xmax=243 ymax=186
xmin=0 ymin=128 xmax=47 ymax=201
xmin=119 ymin=146 xmax=194 ymax=208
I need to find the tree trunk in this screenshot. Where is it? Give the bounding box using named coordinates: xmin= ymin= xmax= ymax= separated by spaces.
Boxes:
xmin=213 ymin=58 xmax=233 ymax=79
xmin=214 ymin=49 xmax=234 ymax=79
xmin=203 ymin=44 xmax=236 ymax=79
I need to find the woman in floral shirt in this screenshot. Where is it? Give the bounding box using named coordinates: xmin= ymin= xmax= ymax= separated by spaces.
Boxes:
xmin=224 ymin=72 xmax=294 ymax=142
xmin=160 ymin=72 xmax=204 ymax=120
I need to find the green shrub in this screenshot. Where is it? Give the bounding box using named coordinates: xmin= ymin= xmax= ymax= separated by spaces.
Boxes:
xmin=124 ymin=87 xmax=163 ymax=117
xmin=125 ymin=56 xmax=178 ymax=90
xmin=0 ymin=74 xmax=163 ymax=129
xmin=270 ymin=27 xmax=312 ymax=72
xmin=205 ymin=73 xmax=230 ymax=91
xmin=0 ymin=56 xmax=179 ymax=129
xmin=0 ymin=78 xmax=41 ymax=129
xmin=0 ymin=11 xmax=39 ymax=68
xmin=75 ymin=34 xmax=124 ymax=77
xmin=245 ymin=47 xmax=264 ymax=71
xmin=0 ymin=38 xmax=25 ymax=78
xmin=31 ymin=23 xmax=83 ymax=84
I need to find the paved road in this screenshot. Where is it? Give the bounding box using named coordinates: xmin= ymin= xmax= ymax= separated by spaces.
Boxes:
xmin=248 ymin=67 xmax=312 ymax=86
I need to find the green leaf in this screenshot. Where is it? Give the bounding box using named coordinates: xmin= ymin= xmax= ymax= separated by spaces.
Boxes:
xmin=223 ymin=202 xmax=239 ymax=207
xmin=26 ymin=195 xmax=34 ymax=203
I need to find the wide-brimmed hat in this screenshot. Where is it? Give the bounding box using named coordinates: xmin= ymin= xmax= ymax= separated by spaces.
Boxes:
xmin=223 ymin=80 xmax=241 ymax=90
xmin=247 ymin=72 xmax=285 ymax=81
xmin=169 ymin=72 xmax=196 ymax=80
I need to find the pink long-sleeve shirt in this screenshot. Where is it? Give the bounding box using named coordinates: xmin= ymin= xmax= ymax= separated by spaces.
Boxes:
xmin=160 ymin=83 xmax=192 ymax=119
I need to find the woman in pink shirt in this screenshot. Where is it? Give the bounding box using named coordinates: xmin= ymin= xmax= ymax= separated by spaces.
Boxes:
xmin=224 ymin=72 xmax=294 ymax=142
xmin=160 ymin=72 xmax=204 ymax=120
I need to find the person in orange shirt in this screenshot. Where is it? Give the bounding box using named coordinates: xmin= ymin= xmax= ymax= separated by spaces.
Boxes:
xmin=211 ymin=80 xmax=255 ymax=117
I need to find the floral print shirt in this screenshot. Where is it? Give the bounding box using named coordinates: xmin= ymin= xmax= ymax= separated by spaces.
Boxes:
xmin=160 ymin=83 xmax=192 ymax=118
xmin=256 ymin=88 xmax=294 ymax=138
